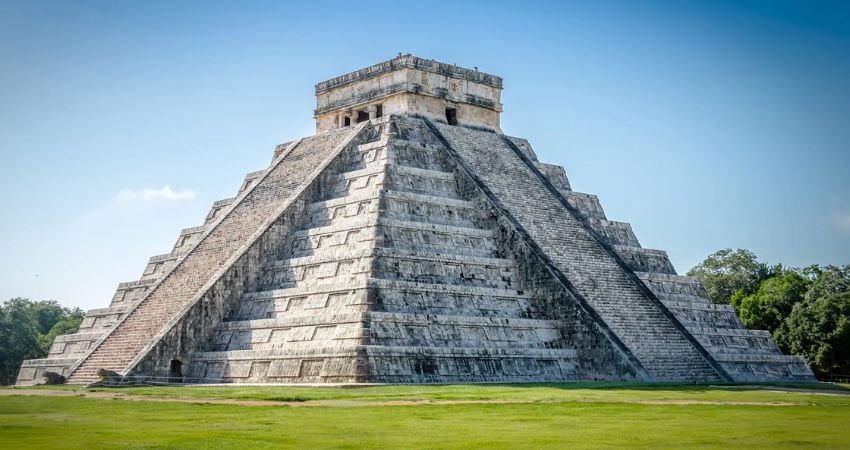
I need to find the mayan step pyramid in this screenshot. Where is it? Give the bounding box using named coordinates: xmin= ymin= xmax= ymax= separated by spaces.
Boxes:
xmin=17 ymin=55 xmax=814 ymax=386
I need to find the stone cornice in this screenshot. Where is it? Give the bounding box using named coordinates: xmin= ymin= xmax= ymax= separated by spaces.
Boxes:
xmin=314 ymin=82 xmax=502 ymax=116
xmin=315 ymin=54 xmax=503 ymax=93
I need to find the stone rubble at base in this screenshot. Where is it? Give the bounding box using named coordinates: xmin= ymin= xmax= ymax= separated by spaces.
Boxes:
xmin=16 ymin=55 xmax=814 ymax=386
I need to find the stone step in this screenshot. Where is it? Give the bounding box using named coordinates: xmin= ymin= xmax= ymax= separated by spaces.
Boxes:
xmin=185 ymin=345 xmax=583 ymax=384
xmin=563 ymin=191 xmax=607 ymax=220
xmin=381 ymin=164 xmax=459 ymax=199
xmin=190 ymin=345 xmax=579 ymax=368
xmin=611 ymin=245 xmax=676 ymax=275
xmin=366 ymin=314 xmax=567 ymax=349
xmin=294 ymin=216 xmax=492 ymax=242
xmin=306 ymin=189 xmax=475 ymax=217
xmin=324 ymin=163 xmax=459 ymax=202
xmin=304 ymin=189 xmax=482 ymax=229
xmin=370 ymin=279 xmax=539 ymax=317
xmin=109 ymin=278 xmax=156 ymax=308
xmin=712 ymin=353 xmax=811 ymax=364
xmin=170 ymin=225 xmax=207 ymax=256
xmin=234 ymin=284 xmax=370 ymax=321
xmin=265 ymin=247 xmax=518 ymax=291
xmin=662 ymin=301 xmax=736 ymax=312
xmin=283 ymin=216 xmax=497 ymax=260
xmin=636 ymin=272 xmax=711 ymax=301
xmin=233 ymin=278 xmax=537 ymax=321
xmin=584 ymin=218 xmax=641 ymax=247
xmin=237 ymin=168 xmax=268 ymax=194
xmin=216 ymin=311 xmax=561 ymax=331
xmin=371 ymin=247 xmax=518 ymax=289
xmin=375 ymin=222 xmax=497 ymax=258
xmin=377 ymin=139 xmax=450 ymax=172
xmin=360 ymin=345 xmax=583 ymax=383
xmin=204 ymin=197 xmax=236 ymax=225
xmin=672 ymin=312 xmax=747 ymax=331
xmin=207 ymin=311 xmax=565 ymax=352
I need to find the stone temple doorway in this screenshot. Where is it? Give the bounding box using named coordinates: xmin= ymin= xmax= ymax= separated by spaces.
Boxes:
xmin=169 ymin=359 xmax=183 ymax=383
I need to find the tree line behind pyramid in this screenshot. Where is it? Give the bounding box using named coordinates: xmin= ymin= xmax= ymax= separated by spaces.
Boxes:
xmin=5 ymin=55 xmax=843 ymax=385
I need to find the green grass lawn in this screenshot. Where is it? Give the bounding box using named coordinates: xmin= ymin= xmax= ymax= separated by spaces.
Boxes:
xmin=2 ymin=383 xmax=849 ymax=449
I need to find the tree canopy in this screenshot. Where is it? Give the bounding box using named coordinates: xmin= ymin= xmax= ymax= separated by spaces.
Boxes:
xmin=731 ymin=269 xmax=809 ymax=332
xmin=686 ymin=249 xmax=775 ymax=305
xmin=0 ymin=298 xmax=83 ymax=385
xmin=776 ymin=291 xmax=850 ymax=377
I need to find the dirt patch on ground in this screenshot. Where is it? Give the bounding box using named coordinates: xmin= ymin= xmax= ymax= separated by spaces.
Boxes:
xmin=0 ymin=390 xmax=547 ymax=408
xmin=637 ymin=399 xmax=794 ymax=406
xmin=712 ymin=385 xmax=850 ymax=396
xmin=0 ymin=389 xmax=308 ymax=407
xmin=0 ymin=388 xmax=806 ymax=408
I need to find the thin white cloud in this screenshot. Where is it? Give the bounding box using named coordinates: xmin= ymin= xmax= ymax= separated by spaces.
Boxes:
xmin=116 ymin=185 xmax=198 ymax=202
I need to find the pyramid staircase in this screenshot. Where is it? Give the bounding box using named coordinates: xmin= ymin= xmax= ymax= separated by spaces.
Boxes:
xmin=186 ymin=117 xmax=613 ymax=383
xmin=18 ymin=114 xmax=813 ymax=386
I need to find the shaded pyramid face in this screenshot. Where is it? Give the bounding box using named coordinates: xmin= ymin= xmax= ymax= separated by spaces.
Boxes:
xmin=18 ymin=115 xmax=814 ymax=386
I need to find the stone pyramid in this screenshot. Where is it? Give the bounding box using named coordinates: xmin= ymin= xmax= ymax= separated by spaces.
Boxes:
xmin=17 ymin=55 xmax=813 ymax=386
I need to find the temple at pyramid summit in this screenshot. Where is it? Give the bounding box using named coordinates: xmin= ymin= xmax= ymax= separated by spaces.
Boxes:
xmin=17 ymin=54 xmax=814 ymax=386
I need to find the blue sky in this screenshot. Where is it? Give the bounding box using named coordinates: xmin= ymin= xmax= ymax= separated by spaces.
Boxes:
xmin=1 ymin=0 xmax=848 ymax=310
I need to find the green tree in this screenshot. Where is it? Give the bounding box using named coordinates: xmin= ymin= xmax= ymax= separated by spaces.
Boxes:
xmin=0 ymin=298 xmax=43 ymax=385
xmin=731 ymin=269 xmax=810 ymax=332
xmin=39 ymin=309 xmax=85 ymax=354
xmin=803 ymin=265 xmax=850 ymax=302
xmin=775 ymin=292 xmax=850 ymax=377
xmin=687 ymin=249 xmax=774 ymax=304
xmin=0 ymin=298 xmax=83 ymax=385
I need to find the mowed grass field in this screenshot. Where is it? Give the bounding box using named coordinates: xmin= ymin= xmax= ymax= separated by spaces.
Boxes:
xmin=1 ymin=383 xmax=849 ymax=449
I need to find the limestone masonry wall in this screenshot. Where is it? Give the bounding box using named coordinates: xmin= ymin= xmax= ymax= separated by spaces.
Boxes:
xmin=315 ymin=54 xmax=503 ymax=132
